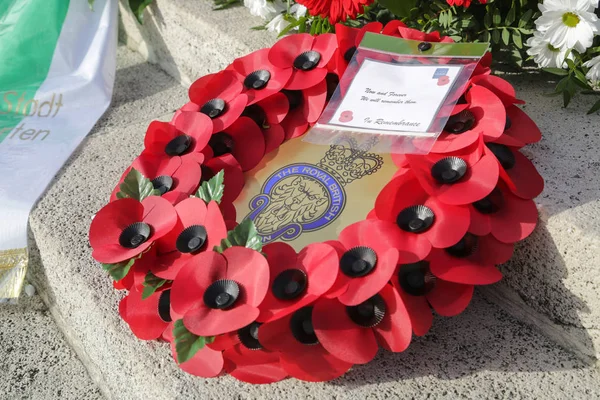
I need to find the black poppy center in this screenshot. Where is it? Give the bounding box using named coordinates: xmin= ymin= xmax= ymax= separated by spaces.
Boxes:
xmin=165 ymin=134 xmax=192 ymax=156
xmin=505 ymin=116 xmax=512 ymax=131
xmin=290 ymin=307 xmax=318 ymax=345
xmin=282 ymin=89 xmax=303 ymax=111
xmin=208 ymin=132 xmax=235 ymax=157
xmin=204 ymin=279 xmax=240 ymax=309
xmin=151 ymin=175 xmax=173 ymax=195
xmin=242 ymin=104 xmax=267 ymax=128
xmin=486 ymin=143 xmax=516 ymax=170
xmin=293 ymin=50 xmax=321 ymax=71
xmin=445 ymin=233 xmax=479 ymax=258
xmin=418 ymin=42 xmax=432 ymax=52
xmin=398 ymin=261 xmax=436 ymax=296
xmin=176 ymin=225 xmax=207 ymax=253
xmin=343 ymin=46 xmax=357 ymax=62
xmin=340 ymin=246 xmax=377 ymax=278
xmin=431 ymin=157 xmax=468 ymax=184
xmin=200 ymin=98 xmax=226 ymax=119
xmin=473 ymin=188 xmax=504 ymax=214
xmin=119 ymin=222 xmax=151 ymax=249
xmin=238 ymin=322 xmax=263 ymax=350
xmin=326 ymin=73 xmax=340 ymax=103
xmin=157 ymin=289 xmax=172 ymax=322
xmin=397 ymin=205 xmax=435 ymax=233
xmin=244 ymin=69 xmax=271 ymax=90
xmin=445 ymin=110 xmax=475 ymax=134
xmin=272 ymin=269 xmax=307 ymax=300
xmin=346 ymin=294 xmax=386 ymax=328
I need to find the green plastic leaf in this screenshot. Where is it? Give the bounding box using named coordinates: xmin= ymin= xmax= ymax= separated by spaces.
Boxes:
xmin=519 ymin=9 xmax=533 ymax=28
xmin=484 ymin=9 xmax=492 ymax=28
xmin=587 ymin=99 xmax=600 ymax=114
xmin=88 ymin=0 xmax=95 ymax=10
xmin=116 ymin=168 xmax=160 ymax=201
xmin=492 ymin=8 xmax=501 ymax=26
xmin=214 ymin=218 xmax=262 ymax=253
xmin=102 ymin=258 xmax=136 ymax=281
xmin=492 ymin=29 xmax=500 ymax=44
xmin=505 ymin=5 xmax=516 ymax=25
xmin=543 ymin=68 xmax=569 ymax=76
xmin=141 ymin=272 xmax=168 ymax=299
xmin=173 ymin=320 xmax=215 ymax=364
xmin=511 ymin=48 xmax=524 ymax=67
xmin=501 ymin=28 xmax=510 ymax=46
xmin=512 ymin=30 xmax=522 ymax=49
xmin=194 ymin=170 xmax=225 ymax=204
xmin=378 ymin=0 xmax=417 ymax=18
xmin=129 ymin=0 xmax=154 ymax=24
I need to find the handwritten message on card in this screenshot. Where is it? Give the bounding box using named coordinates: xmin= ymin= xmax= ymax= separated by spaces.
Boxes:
xmin=329 ymin=59 xmax=462 ymax=135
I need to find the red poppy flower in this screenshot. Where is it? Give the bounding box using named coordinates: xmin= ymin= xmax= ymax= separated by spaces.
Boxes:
xmin=447 ymin=0 xmax=485 ymax=8
xmin=374 ymin=170 xmax=470 ymax=257
xmin=201 ymin=154 xmax=245 ymax=204
xmin=110 ymin=154 xmax=202 ymax=201
xmin=170 ymin=247 xmax=269 ymax=336
xmin=242 ymin=92 xmax=290 ymax=127
xmin=494 ymin=105 xmax=542 ymax=148
xmin=470 ymin=74 xmax=525 ymax=106
xmin=428 ymin=233 xmax=513 ymax=285
xmin=334 ymin=22 xmax=383 ymax=74
xmin=268 ymin=33 xmax=337 ymax=90
xmin=406 ymin=136 xmax=500 ymax=205
xmin=204 ymin=116 xmax=265 ymax=172
xmin=166 ymin=330 xmax=224 ymax=378
xmin=469 ymin=184 xmax=538 ymax=243
xmin=296 ymin=0 xmax=373 ymax=24
xmin=258 ymin=307 xmax=353 ymax=382
xmin=142 ymin=119 xmax=210 ymax=165
xmin=473 ymin=52 xmax=492 ymax=77
xmin=486 ymin=143 xmax=544 ymax=200
xmin=383 ymin=21 xmax=453 ymax=43
xmin=258 ymin=242 xmax=339 ymax=323
xmin=228 ymin=48 xmax=293 ymax=105
xmin=186 ymin=70 xmax=249 ymax=133
xmin=324 ymin=220 xmax=402 ymax=306
xmin=312 ymin=284 xmax=412 ymax=364
xmin=119 ymin=286 xmax=173 ymax=341
xmin=430 ymin=85 xmax=506 ymax=154
xmin=209 ymin=323 xmax=288 ymax=384
xmin=392 ymin=260 xmax=473 ymax=336
xmin=90 ymin=196 xmax=177 ymax=264
xmin=280 ymin=81 xmax=328 ymax=140
xmin=150 ymin=199 xmax=227 ymax=280
xmin=262 ymin=124 xmax=286 ymax=154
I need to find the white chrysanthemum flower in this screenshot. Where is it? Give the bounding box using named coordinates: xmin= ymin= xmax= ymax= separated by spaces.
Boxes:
xmin=244 ymin=0 xmax=285 ymax=20
xmin=526 ymin=31 xmax=574 ymax=68
xmin=584 ymin=55 xmax=600 ymax=82
xmin=266 ymin=13 xmax=288 ymax=33
xmin=291 ymin=4 xmax=308 ymax=18
xmin=535 ymin=0 xmax=600 ymax=52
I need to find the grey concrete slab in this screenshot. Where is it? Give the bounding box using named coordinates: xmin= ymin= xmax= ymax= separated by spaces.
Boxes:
xmin=0 ymin=294 xmax=102 ymax=400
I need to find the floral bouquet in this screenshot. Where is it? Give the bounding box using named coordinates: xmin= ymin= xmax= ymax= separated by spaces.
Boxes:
xmin=89 ymin=22 xmax=543 ymax=383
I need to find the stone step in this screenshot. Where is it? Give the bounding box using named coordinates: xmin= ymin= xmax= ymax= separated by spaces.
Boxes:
xmin=118 ymin=0 xmax=600 ymax=362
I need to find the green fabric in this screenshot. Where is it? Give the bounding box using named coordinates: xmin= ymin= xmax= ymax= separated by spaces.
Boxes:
xmin=0 ymin=0 xmax=70 ymax=143
xmin=360 ymin=33 xmax=489 ymax=58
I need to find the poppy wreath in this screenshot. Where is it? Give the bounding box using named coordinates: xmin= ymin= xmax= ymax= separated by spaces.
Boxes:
xmin=89 ymin=21 xmax=544 ymax=384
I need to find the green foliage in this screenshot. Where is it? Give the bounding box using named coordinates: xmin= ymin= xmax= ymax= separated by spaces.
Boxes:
xmin=115 ymin=169 xmax=160 ymax=202
xmin=377 ymin=0 xmax=417 ymax=19
xmin=102 ymin=258 xmax=136 ymax=282
xmin=194 ymin=170 xmax=225 ymax=204
xmin=141 ymin=272 xmax=168 ymax=299
xmin=214 ymin=218 xmax=263 ymax=253
xmin=173 ymin=320 xmax=215 ymax=364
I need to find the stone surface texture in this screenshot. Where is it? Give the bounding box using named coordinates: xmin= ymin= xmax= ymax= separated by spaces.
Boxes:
xmin=0 ymin=294 xmax=102 ymax=400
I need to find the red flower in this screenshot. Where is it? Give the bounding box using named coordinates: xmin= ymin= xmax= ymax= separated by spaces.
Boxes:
xmin=240 ymin=93 xmax=289 ymax=153
xmin=393 ymin=260 xmax=473 ymax=336
xmin=447 ymin=0 xmax=486 ymax=7
xmin=110 ymin=154 xmax=202 ymax=201
xmin=150 ymin=198 xmax=227 ymax=280
xmin=428 ymin=233 xmax=513 ymax=285
xmin=486 ymin=143 xmax=544 ymax=200
xmin=473 ymin=52 xmax=492 ymax=77
xmin=406 ymin=136 xmax=500 ymax=205
xmin=165 ymin=328 xmax=224 ymax=378
xmin=296 ymin=0 xmax=373 ymax=24
xmin=170 ymin=247 xmax=269 ymax=336
xmin=119 ymin=286 xmax=173 ymax=340
xmin=383 ymin=21 xmax=453 ymax=43
xmin=268 ymin=33 xmax=337 ymax=90
xmin=280 ymin=81 xmax=328 ymax=140
xmin=258 ymin=307 xmax=353 ymax=382
xmin=143 ymin=117 xmax=211 ymax=165
xmin=89 ymin=196 xmax=177 ymax=264
xmin=204 ymin=116 xmax=265 ymax=172
xmin=201 ymin=154 xmax=245 ymax=204
xmin=228 ymin=48 xmax=293 ymax=105
xmin=210 ymin=323 xmax=288 ymax=384
xmin=334 ymin=22 xmax=383 ymax=74
xmin=470 ymin=74 xmax=525 ymax=106
xmin=430 ymin=85 xmax=506 ymax=154
xmin=258 ymin=242 xmax=339 ymax=323
xmin=312 ymin=284 xmax=412 ymax=364
xmin=185 ymin=70 xmax=249 ymax=133
xmin=325 ymin=220 xmax=401 ymax=306
xmin=494 ymin=105 xmax=542 ymax=148
xmin=469 ymin=184 xmax=538 ymax=243
xmin=374 ymin=170 xmax=470 ymax=257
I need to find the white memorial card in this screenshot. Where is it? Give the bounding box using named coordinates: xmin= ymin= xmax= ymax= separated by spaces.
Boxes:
xmin=328 ymin=59 xmax=463 ymax=136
